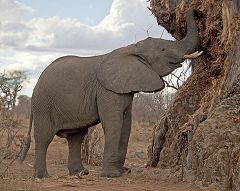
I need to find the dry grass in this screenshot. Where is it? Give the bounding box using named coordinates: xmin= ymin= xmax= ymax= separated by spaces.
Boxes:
xmin=0 ymin=120 xmax=204 ymax=191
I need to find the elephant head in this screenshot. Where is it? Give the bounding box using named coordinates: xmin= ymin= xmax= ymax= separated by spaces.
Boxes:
xmin=97 ymin=9 xmax=202 ymax=94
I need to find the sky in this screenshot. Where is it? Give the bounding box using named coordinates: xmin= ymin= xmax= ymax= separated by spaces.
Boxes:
xmin=0 ymin=0 xmax=173 ymax=96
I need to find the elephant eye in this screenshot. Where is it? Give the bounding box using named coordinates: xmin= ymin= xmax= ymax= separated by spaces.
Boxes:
xmin=161 ymin=48 xmax=165 ymax=51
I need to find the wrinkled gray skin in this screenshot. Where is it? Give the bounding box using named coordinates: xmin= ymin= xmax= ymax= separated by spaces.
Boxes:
xmin=20 ymin=10 xmax=200 ymax=178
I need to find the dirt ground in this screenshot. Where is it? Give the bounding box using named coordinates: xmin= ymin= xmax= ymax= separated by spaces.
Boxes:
xmin=0 ymin=121 xmax=204 ymax=191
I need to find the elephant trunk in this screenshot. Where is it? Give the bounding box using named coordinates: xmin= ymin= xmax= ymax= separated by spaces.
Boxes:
xmin=178 ymin=9 xmax=199 ymax=55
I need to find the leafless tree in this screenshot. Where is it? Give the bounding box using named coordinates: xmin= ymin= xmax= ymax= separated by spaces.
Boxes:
xmin=132 ymin=92 xmax=165 ymax=125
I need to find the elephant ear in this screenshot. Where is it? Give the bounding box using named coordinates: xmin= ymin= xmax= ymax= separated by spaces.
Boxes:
xmin=97 ymin=55 xmax=165 ymax=93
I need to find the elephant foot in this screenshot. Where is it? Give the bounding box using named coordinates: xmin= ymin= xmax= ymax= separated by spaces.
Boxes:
xmin=101 ymin=169 xmax=121 ymax=178
xmin=34 ymin=170 xmax=50 ymax=179
xmin=69 ymin=168 xmax=89 ymax=176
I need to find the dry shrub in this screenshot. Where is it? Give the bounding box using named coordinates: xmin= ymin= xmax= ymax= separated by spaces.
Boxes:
xmin=0 ymin=71 xmax=26 ymax=177
xmin=82 ymin=125 xmax=104 ymax=166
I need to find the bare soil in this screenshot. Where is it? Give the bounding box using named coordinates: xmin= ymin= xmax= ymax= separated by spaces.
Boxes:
xmin=0 ymin=121 xmax=203 ymax=191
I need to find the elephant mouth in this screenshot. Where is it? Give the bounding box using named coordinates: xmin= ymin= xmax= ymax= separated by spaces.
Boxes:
xmin=169 ymin=62 xmax=182 ymax=68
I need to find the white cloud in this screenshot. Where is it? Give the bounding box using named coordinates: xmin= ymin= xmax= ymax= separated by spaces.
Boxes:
xmin=0 ymin=0 xmax=34 ymax=23
xmin=0 ymin=0 xmax=166 ymax=52
xmin=0 ymin=0 xmax=34 ymax=49
xmin=99 ymin=0 xmax=151 ymax=30
xmin=0 ymin=0 xmax=172 ymax=95
xmin=0 ymin=50 xmax=62 ymax=95
xmin=0 ymin=51 xmax=58 ymax=72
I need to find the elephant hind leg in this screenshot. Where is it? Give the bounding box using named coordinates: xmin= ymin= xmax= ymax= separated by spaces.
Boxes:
xmin=34 ymin=115 xmax=55 ymax=178
xmin=66 ymin=128 xmax=89 ymax=176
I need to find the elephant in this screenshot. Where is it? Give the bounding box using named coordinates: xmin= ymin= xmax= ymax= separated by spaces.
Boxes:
xmin=19 ymin=9 xmax=202 ymax=178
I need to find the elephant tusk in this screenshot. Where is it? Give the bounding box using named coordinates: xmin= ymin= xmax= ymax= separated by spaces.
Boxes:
xmin=183 ymin=51 xmax=203 ymax=59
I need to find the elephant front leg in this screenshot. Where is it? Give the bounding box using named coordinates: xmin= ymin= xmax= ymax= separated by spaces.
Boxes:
xmin=97 ymin=89 xmax=133 ymax=177
xmin=100 ymin=111 xmax=123 ymax=178
xmin=119 ymin=105 xmax=132 ymax=173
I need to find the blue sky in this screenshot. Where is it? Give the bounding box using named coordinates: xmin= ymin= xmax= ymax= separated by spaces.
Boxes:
xmin=0 ymin=0 xmax=172 ymax=96
xmin=18 ymin=0 xmax=113 ymax=25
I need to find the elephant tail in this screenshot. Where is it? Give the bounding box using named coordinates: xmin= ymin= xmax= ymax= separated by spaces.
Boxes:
xmin=18 ymin=110 xmax=33 ymax=163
